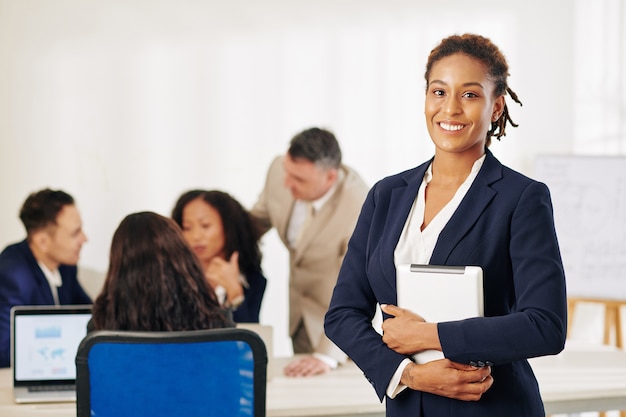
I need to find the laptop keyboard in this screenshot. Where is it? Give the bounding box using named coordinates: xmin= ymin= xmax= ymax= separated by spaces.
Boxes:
xmin=28 ymin=385 xmax=76 ymax=392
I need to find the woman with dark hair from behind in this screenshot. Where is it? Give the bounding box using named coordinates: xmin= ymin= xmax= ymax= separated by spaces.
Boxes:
xmin=172 ymin=190 xmax=267 ymax=323
xmin=91 ymin=211 xmax=233 ymax=331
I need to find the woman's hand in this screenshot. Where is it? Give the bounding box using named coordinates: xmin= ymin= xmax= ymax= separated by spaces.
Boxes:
xmin=205 ymin=252 xmax=244 ymax=303
xmin=402 ymin=359 xmax=493 ymax=401
xmin=381 ymin=304 xmax=439 ymax=355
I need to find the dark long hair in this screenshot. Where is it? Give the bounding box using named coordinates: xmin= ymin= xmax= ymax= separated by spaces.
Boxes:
xmin=171 ymin=190 xmax=263 ymax=275
xmin=92 ymin=211 xmax=232 ymax=331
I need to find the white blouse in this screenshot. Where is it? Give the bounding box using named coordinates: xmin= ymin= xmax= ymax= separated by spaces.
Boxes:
xmin=394 ymin=155 xmax=486 ymax=265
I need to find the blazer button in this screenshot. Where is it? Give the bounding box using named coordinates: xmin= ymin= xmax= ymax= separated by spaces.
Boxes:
xmin=469 ymin=361 xmax=478 ymax=367
xmin=477 ymin=361 xmax=485 ymax=367
xmin=485 ymin=361 xmax=494 ymax=366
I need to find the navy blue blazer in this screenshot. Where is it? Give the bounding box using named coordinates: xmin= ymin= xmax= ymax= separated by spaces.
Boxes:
xmin=325 ymin=150 xmax=567 ymax=417
xmin=232 ymin=269 xmax=267 ymax=323
xmin=0 ymin=240 xmax=92 ymax=367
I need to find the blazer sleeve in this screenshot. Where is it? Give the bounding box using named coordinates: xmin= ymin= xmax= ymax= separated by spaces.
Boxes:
xmin=325 ymin=183 xmax=407 ymax=400
xmin=0 ymin=267 xmax=18 ymax=367
xmin=437 ymin=181 xmax=567 ymax=365
xmin=0 ymin=260 xmax=43 ymax=367
xmin=249 ymin=157 xmax=282 ymax=235
xmin=232 ymin=270 xmax=267 ymax=323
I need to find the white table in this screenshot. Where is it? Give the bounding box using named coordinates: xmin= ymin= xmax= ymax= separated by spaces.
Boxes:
xmin=1 ymin=349 xmax=626 ymax=417
xmin=267 ymin=357 xmax=384 ymax=417
xmin=0 ymin=357 xmax=385 ymax=417
xmin=531 ymin=348 xmax=626 ymax=415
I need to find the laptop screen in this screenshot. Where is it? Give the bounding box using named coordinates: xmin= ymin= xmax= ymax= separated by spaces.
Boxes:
xmin=11 ymin=306 xmax=92 ymax=385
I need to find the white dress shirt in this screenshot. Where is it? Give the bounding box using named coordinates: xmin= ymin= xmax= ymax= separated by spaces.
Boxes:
xmin=37 ymin=261 xmax=62 ymax=306
xmin=286 ymin=170 xmax=344 ymax=368
xmin=287 ymin=170 xmax=343 ymax=248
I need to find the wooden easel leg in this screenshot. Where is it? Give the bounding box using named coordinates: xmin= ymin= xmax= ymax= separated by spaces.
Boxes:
xmin=607 ymin=304 xmax=625 ymax=417
xmin=614 ymin=306 xmax=625 ymax=417
xmin=567 ymin=298 xmax=576 ymax=338
xmin=604 ymin=305 xmax=616 ymax=346
xmin=615 ymin=305 xmax=623 ymax=349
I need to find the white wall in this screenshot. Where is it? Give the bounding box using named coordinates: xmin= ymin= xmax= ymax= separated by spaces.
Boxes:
xmin=0 ymin=0 xmax=576 ymax=356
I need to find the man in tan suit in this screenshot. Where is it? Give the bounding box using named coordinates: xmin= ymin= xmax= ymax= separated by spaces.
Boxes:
xmin=251 ymin=127 xmax=368 ymax=377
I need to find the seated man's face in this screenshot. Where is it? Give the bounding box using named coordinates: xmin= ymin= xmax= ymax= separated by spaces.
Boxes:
xmin=44 ymin=204 xmax=88 ymax=267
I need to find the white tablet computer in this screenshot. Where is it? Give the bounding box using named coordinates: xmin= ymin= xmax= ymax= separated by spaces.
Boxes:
xmin=396 ymin=264 xmax=483 ymax=363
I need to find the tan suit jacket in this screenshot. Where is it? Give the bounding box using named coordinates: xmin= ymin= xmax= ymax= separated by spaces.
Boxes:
xmin=251 ymin=156 xmax=368 ymax=363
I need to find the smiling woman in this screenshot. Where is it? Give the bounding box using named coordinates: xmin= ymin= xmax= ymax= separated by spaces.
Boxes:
xmin=423 ymin=35 xmax=523 ymax=151
xmin=420 ymin=44 xmax=523 ymax=229
xmin=325 ymin=33 xmax=567 ymax=417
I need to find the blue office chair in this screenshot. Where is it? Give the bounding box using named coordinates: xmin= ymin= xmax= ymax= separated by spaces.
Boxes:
xmin=75 ymin=328 xmax=267 ymax=417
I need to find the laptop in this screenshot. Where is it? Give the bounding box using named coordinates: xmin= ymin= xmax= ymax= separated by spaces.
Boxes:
xmin=396 ymin=264 xmax=483 ymax=363
xmin=10 ymin=305 xmax=92 ymax=403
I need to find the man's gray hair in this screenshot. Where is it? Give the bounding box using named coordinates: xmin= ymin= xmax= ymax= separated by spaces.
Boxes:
xmin=287 ymin=127 xmax=342 ymax=170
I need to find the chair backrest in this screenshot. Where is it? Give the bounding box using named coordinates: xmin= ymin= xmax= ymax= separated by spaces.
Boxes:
xmin=75 ymin=328 xmax=267 ymax=417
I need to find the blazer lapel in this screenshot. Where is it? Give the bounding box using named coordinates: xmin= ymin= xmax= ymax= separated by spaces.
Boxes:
xmin=430 ymin=150 xmax=502 ymax=265
xmin=293 ymin=167 xmax=349 ymax=260
xmin=294 ymin=204 xmax=321 ymax=259
xmin=278 ymin=199 xmax=296 ymax=243
xmin=23 ymin=245 xmax=56 ymax=305
xmin=380 ymin=163 xmax=430 ymax=289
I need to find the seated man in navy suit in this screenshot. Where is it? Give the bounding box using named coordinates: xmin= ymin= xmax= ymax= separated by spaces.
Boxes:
xmin=0 ymin=188 xmax=92 ymax=367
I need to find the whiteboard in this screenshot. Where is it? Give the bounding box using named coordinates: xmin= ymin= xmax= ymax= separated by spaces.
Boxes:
xmin=534 ymin=155 xmax=626 ymax=300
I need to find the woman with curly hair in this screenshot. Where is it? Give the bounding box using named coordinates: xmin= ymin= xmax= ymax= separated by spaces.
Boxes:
xmin=91 ymin=211 xmax=233 ymax=331
xmin=172 ymin=190 xmax=267 ymax=323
